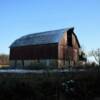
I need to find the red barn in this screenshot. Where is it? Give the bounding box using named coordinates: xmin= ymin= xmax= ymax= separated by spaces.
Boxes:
xmin=10 ymin=27 xmax=80 ymax=69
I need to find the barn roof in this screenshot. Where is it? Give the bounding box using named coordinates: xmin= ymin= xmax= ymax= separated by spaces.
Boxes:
xmin=10 ymin=27 xmax=80 ymax=48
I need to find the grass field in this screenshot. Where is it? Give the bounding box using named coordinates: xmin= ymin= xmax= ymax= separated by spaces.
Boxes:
xmin=0 ymin=64 xmax=9 ymax=68
xmin=0 ymin=69 xmax=100 ymax=100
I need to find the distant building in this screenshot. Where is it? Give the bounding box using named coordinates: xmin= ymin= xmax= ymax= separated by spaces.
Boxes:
xmin=10 ymin=27 xmax=80 ymax=69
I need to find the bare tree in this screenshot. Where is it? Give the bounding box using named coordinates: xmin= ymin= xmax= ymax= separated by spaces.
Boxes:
xmin=90 ymin=48 xmax=100 ymax=66
xmin=0 ymin=54 xmax=9 ymax=65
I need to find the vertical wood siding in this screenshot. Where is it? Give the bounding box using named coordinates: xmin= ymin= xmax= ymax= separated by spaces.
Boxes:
xmin=10 ymin=43 xmax=58 ymax=60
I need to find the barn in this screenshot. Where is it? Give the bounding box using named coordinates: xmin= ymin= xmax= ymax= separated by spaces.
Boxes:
xmin=10 ymin=27 xmax=80 ymax=69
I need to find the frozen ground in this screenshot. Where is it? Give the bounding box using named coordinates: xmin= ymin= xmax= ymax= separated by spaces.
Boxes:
xmin=0 ymin=68 xmax=86 ymax=74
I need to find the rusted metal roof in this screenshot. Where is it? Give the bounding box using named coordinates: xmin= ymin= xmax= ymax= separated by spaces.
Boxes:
xmin=10 ymin=27 xmax=75 ymax=48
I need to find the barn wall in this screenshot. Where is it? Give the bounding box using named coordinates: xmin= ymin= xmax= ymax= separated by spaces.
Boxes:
xmin=72 ymin=33 xmax=79 ymax=63
xmin=9 ymin=60 xmax=74 ymax=69
xmin=10 ymin=60 xmax=37 ymax=68
xmin=58 ymin=32 xmax=67 ymax=68
xmin=10 ymin=43 xmax=58 ymax=60
xmin=10 ymin=59 xmax=58 ymax=69
xmin=72 ymin=34 xmax=79 ymax=49
xmin=58 ymin=32 xmax=75 ymax=68
xmin=58 ymin=32 xmax=80 ymax=68
xmin=10 ymin=60 xmax=15 ymax=67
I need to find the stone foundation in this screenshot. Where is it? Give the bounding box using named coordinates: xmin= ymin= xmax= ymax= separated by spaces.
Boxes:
xmin=10 ymin=59 xmax=75 ymax=69
xmin=10 ymin=59 xmax=58 ymax=69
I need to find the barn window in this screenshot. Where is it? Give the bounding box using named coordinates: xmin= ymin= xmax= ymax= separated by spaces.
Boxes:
xmin=67 ymin=32 xmax=72 ymax=47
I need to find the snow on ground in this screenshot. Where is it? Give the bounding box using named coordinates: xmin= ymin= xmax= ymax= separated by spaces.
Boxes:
xmin=87 ymin=56 xmax=98 ymax=64
xmin=0 ymin=69 xmax=86 ymax=74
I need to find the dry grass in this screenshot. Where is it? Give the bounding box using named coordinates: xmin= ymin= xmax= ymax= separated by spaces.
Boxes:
xmin=0 ymin=64 xmax=9 ymax=68
xmin=0 ymin=68 xmax=99 ymax=100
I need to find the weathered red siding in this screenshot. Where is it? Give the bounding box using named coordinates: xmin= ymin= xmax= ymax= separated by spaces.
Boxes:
xmin=10 ymin=43 xmax=58 ymax=60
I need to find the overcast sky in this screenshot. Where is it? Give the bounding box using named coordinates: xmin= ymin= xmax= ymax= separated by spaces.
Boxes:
xmin=0 ymin=0 xmax=100 ymax=54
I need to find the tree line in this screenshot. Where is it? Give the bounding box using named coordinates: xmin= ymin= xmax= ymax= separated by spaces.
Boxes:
xmin=0 ymin=54 xmax=9 ymax=65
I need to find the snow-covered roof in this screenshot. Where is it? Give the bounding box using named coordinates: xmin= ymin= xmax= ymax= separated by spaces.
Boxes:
xmin=10 ymin=27 xmax=74 ymax=48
